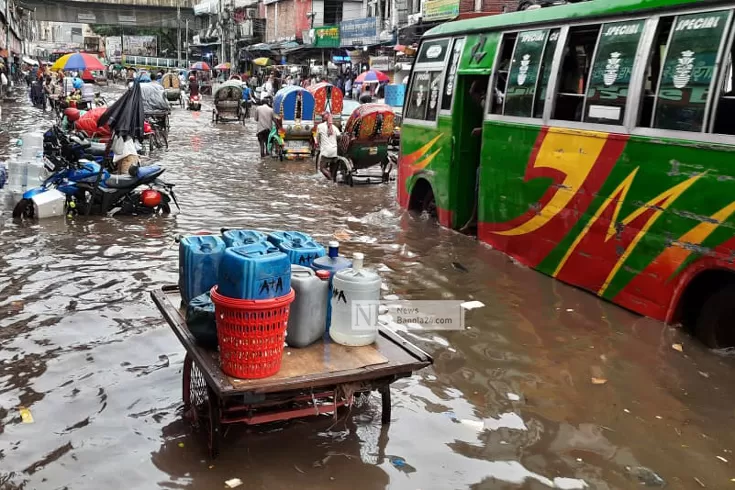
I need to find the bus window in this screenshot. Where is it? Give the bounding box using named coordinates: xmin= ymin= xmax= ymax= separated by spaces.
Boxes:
xmin=653 ymin=11 xmax=730 ymax=132
xmin=639 ymin=17 xmax=674 ymax=127
xmin=503 ymin=29 xmax=549 ymax=117
xmin=533 ymin=29 xmax=560 ymax=118
xmin=552 ymin=25 xmax=601 ymax=122
xmin=711 ymin=26 xmax=735 ymax=134
xmin=405 ymin=71 xmax=442 ymax=122
xmin=442 ymin=38 xmax=465 ymax=111
xmin=489 ymin=33 xmax=517 ymax=115
xmin=584 ymin=20 xmax=644 ymax=125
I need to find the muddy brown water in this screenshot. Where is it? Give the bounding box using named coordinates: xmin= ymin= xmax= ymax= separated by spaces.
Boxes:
xmin=1 ymin=85 xmax=735 ymax=490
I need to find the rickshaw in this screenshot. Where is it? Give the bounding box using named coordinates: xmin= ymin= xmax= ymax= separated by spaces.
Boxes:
xmin=212 ymin=80 xmax=243 ymax=123
xmin=331 ymin=103 xmax=397 ymax=185
xmin=308 ymin=82 xmax=344 ymax=128
xmin=273 ymin=86 xmax=316 ymax=159
xmin=162 ymin=73 xmax=183 ymax=107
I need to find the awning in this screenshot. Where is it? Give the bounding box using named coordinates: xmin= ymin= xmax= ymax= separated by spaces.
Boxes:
xmin=22 ymin=56 xmax=38 ymax=65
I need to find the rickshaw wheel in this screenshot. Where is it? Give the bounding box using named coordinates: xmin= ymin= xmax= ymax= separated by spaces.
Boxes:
xmin=336 ymin=160 xmax=353 ymax=186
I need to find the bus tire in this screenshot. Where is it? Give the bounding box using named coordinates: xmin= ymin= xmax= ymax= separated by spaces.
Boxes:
xmin=696 ymin=285 xmax=735 ymax=349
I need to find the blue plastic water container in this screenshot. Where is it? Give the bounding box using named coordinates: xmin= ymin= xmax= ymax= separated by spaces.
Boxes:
xmin=222 ymin=229 xmax=268 ymax=248
xmin=179 ymin=235 xmax=227 ymax=304
xmin=311 ymin=241 xmax=353 ymax=333
xmin=267 ymin=231 xmax=315 ymax=247
xmin=218 ymin=243 xmax=292 ymax=300
xmin=274 ymin=235 xmax=325 ymax=267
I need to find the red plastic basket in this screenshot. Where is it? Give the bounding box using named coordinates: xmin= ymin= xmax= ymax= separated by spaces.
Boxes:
xmin=210 ymin=286 xmax=295 ymax=379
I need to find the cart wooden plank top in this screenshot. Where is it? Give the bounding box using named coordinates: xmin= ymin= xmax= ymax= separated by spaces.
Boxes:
xmin=152 ymin=285 xmax=433 ymax=396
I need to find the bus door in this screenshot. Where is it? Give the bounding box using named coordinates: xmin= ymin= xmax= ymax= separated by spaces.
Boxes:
xmin=453 ymin=75 xmax=489 ymax=233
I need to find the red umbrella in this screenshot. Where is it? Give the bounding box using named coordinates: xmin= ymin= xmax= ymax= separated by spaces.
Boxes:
xmin=190 ymin=61 xmax=211 ymax=70
xmin=355 ymin=69 xmax=390 ymax=84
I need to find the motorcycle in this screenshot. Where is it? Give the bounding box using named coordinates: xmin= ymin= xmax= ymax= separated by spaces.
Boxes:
xmin=187 ymin=93 xmax=202 ymax=111
xmin=13 ymin=151 xmax=178 ymax=220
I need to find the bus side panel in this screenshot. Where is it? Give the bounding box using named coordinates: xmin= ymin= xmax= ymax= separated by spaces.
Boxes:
xmin=479 ymin=123 xmax=735 ymax=321
xmin=398 ymin=117 xmax=453 ymax=224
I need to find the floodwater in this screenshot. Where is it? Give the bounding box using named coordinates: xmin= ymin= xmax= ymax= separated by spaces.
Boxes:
xmin=1 ymin=84 xmax=735 ymax=490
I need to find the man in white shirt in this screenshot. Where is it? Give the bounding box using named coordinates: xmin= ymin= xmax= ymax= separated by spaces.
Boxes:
xmin=263 ymin=75 xmax=274 ymax=96
xmin=316 ymin=111 xmax=341 ymax=180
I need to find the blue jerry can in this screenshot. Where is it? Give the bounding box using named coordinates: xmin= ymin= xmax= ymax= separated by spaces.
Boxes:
xmin=222 ymin=229 xmax=268 ymax=248
xmin=218 ymin=242 xmax=291 ymax=300
xmin=179 ymin=235 xmax=227 ymax=304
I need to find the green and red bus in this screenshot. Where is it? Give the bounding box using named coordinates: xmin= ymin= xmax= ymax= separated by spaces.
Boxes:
xmin=398 ymin=0 xmax=735 ymax=347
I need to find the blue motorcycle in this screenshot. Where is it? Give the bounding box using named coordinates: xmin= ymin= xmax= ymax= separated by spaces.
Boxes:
xmin=12 ymin=154 xmax=178 ymax=220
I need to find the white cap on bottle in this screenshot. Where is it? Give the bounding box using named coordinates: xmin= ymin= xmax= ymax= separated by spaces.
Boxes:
xmin=353 ymin=252 xmax=364 ymax=271
xmin=329 ymin=240 xmax=339 ymax=248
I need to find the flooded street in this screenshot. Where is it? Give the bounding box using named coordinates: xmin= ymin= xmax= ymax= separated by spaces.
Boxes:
xmin=3 ymin=84 xmax=735 ymax=490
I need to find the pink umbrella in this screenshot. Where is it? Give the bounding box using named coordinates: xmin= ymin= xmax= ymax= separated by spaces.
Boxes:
xmin=355 ymin=69 xmax=390 ymax=84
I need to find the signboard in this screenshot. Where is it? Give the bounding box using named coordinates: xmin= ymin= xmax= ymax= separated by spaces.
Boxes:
xmin=118 ymin=14 xmax=136 ymax=24
xmin=385 ymin=84 xmax=405 ymax=107
xmin=340 ymin=18 xmax=378 ymax=47
xmin=423 ymin=0 xmax=459 ymax=21
xmin=105 ymin=36 xmax=157 ymax=58
xmin=369 ymin=55 xmax=392 ymax=71
xmin=313 ymin=26 xmax=339 ymax=48
xmin=77 ymin=13 xmax=96 ymax=22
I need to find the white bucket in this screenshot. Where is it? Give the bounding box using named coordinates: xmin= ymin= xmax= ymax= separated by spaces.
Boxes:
xmin=330 ymin=253 xmax=382 ymax=346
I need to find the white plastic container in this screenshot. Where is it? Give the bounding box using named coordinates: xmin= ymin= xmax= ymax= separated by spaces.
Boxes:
xmin=7 ymin=133 xmax=46 ymax=194
xmin=330 ymin=253 xmax=382 ymax=346
xmin=32 ymin=189 xmax=66 ymax=219
xmin=286 ymin=265 xmax=329 ymax=348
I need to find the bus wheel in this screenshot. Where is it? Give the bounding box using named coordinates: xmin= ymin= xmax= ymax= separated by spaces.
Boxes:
xmin=421 ymin=188 xmax=437 ymax=219
xmin=696 ymin=285 xmax=735 ymax=349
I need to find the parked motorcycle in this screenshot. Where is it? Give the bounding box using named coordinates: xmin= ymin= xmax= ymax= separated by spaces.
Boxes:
xmin=12 ymin=152 xmax=178 ymax=220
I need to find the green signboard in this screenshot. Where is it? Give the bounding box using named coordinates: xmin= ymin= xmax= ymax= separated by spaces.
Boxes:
xmin=314 ymin=26 xmax=340 ymax=48
xmin=424 ymin=0 xmax=459 ymax=21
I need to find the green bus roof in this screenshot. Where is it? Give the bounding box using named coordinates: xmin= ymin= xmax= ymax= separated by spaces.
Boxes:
xmin=425 ymin=0 xmax=728 ymax=38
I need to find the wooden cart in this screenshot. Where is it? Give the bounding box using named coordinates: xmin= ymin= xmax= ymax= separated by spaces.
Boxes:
xmin=151 ymin=285 xmax=432 ymax=458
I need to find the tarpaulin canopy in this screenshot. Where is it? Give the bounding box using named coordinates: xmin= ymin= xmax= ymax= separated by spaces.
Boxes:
xmin=140 ymin=83 xmax=170 ymax=114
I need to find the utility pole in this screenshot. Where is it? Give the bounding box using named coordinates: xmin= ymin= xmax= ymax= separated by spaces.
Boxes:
xmin=177 ymin=5 xmax=181 ymax=67
xmin=185 ymin=19 xmax=189 ymax=67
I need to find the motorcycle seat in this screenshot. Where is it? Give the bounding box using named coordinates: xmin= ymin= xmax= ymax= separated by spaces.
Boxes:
xmin=137 ymin=165 xmax=162 ymax=179
xmin=104 ymin=174 xmax=137 ymax=188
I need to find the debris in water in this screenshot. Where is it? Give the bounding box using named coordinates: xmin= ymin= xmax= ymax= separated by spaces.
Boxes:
xmin=626 ymin=466 xmax=666 ymax=487
xmin=655 ymin=415 xmax=662 ymax=419
xmin=19 ymin=407 xmax=34 ymax=424
xmin=294 ymin=465 xmax=305 ymax=474
xmin=699 ymin=371 xmax=710 ymax=378
xmin=624 ymin=409 xmax=631 ymax=413
xmin=208 ymin=465 xmax=214 ymax=469
xmin=717 ymin=456 xmax=729 ymax=463
xmin=591 ymin=377 xmax=608 ymax=385
xmin=672 ymin=343 xmax=683 ymax=352
xmin=566 ymin=308 xmax=574 ymax=312
xmin=225 ymin=478 xmax=243 ymax=488
xmin=451 ymin=262 xmax=469 ymax=273
xmin=507 ymin=393 xmax=521 ymax=401
xmin=10 ymin=300 xmax=24 ymax=312
xmin=178 ymin=442 xmax=184 ymax=448
xmin=693 ymin=476 xmax=705 ymax=487
xmin=390 ymin=456 xmax=406 ymax=468
xmin=461 ymin=301 xmax=485 ymax=310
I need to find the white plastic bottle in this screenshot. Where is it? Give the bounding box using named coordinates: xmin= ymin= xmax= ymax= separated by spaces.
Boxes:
xmin=330 ymin=253 xmax=382 ymax=346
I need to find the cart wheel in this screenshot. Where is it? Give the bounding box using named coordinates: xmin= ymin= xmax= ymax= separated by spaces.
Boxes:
xmin=182 ymin=354 xmax=209 ymax=424
xmin=379 ymin=386 xmax=391 ymax=424
xmin=207 ymin=386 xmax=221 ymax=459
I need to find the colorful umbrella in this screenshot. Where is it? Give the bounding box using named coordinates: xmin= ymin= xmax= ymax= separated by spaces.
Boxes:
xmin=214 ymin=62 xmax=231 ymax=70
xmin=253 ymin=57 xmax=273 ymax=67
xmin=81 ymin=69 xmax=95 ymax=82
xmin=190 ymin=61 xmax=211 ymax=70
xmin=355 ymin=69 xmax=390 ymax=84
xmin=51 ymin=53 xmax=105 ymax=72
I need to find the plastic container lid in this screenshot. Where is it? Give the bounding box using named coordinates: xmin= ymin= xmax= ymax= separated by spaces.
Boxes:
xmin=328 ymin=240 xmax=339 ymax=248
xmin=315 ymin=270 xmax=330 ymax=280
